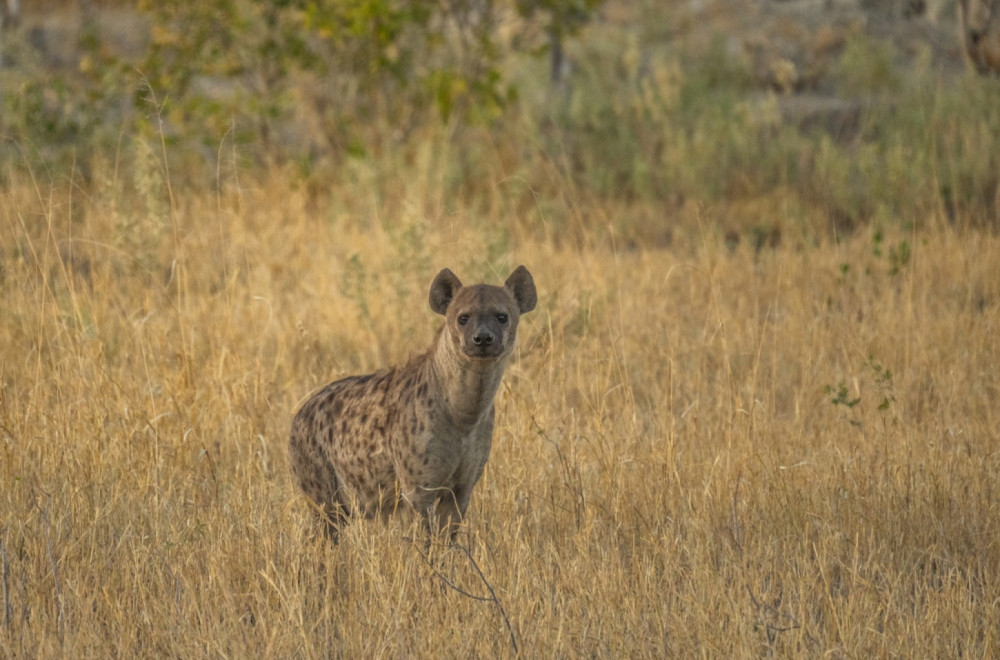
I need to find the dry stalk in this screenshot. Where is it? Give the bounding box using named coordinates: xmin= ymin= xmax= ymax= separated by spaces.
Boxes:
xmin=1 ymin=533 xmax=10 ymax=630
xmin=531 ymin=415 xmax=585 ymax=529
xmin=37 ymin=492 xmax=64 ymax=635
xmin=409 ymin=538 xmax=519 ymax=656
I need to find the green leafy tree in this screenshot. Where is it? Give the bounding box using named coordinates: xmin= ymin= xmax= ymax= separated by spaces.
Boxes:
xmin=134 ymin=0 xmax=533 ymax=165
xmin=516 ymin=0 xmax=605 ymax=83
xmin=2 ymin=0 xmax=606 ymax=179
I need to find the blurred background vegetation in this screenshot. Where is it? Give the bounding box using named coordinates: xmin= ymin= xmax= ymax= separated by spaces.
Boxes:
xmin=2 ymin=0 xmax=999 ymax=245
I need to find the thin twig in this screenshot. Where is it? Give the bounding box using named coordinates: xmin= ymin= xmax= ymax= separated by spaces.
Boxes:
xmin=1 ymin=533 xmax=10 ymax=629
xmin=531 ymin=415 xmax=584 ymax=528
xmin=745 ymin=584 xmax=802 ymax=640
xmin=409 ymin=538 xmax=519 ymax=656
xmin=38 ymin=493 xmax=64 ymax=633
xmin=729 ymin=471 xmax=743 ymax=555
xmin=453 ymin=542 xmax=519 ymax=655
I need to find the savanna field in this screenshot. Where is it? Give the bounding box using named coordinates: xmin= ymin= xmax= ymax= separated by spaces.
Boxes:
xmin=3 ymin=1 xmax=1000 ymax=657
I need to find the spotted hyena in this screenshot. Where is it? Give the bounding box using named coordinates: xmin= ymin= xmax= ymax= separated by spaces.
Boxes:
xmin=289 ymin=265 xmax=537 ymax=541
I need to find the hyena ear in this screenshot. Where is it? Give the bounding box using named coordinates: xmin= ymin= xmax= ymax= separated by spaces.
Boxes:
xmin=505 ymin=265 xmax=537 ymax=314
xmin=429 ymin=268 xmax=463 ymax=315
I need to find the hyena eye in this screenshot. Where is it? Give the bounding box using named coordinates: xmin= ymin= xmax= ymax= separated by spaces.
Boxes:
xmin=496 ymin=314 xmax=508 ymax=324
xmin=458 ymin=314 xmax=469 ymax=326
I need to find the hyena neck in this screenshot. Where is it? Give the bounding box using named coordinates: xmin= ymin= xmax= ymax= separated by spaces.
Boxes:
xmin=426 ymin=329 xmax=508 ymax=431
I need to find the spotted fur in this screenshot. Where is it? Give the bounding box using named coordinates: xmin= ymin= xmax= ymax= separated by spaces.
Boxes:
xmin=289 ymin=266 xmax=537 ymax=540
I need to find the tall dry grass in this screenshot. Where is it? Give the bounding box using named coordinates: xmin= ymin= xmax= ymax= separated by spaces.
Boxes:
xmin=1 ymin=146 xmax=998 ymax=657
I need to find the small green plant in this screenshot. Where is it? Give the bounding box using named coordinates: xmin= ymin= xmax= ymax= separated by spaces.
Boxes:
xmin=824 ymin=380 xmax=862 ymax=427
xmin=837 ymin=262 xmax=851 ymax=283
xmin=888 ymin=240 xmax=911 ymax=276
xmin=872 ymin=231 xmax=911 ymax=276
xmin=865 ymin=354 xmax=896 ymax=413
xmin=342 ymin=253 xmax=372 ymax=321
xmin=872 ymin=229 xmax=884 ymax=257
xmin=825 ymin=381 xmax=861 ymax=410
xmin=825 ymin=354 xmax=896 ymax=427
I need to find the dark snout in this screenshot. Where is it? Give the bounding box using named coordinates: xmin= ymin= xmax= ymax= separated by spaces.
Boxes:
xmin=465 ymin=322 xmax=506 ymax=358
xmin=472 ymin=329 xmax=495 ymax=347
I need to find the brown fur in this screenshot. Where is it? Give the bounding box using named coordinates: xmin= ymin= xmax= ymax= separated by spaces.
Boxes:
xmin=960 ymin=0 xmax=1000 ymax=75
xmin=289 ymin=266 xmax=537 ymax=540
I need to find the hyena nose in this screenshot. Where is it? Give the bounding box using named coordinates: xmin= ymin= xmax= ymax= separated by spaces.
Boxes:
xmin=473 ymin=330 xmax=494 ymax=346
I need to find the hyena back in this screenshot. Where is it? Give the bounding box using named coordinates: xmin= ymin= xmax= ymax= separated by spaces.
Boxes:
xmin=289 ymin=265 xmax=536 ymax=540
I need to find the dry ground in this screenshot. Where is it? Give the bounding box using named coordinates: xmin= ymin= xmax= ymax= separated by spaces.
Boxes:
xmin=1 ymin=157 xmax=998 ymax=657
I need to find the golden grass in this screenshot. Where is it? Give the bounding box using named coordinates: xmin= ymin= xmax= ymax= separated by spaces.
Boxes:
xmin=2 ymin=163 xmax=999 ymax=657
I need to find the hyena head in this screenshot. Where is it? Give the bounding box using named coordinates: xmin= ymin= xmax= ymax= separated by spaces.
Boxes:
xmin=429 ymin=265 xmax=537 ymax=361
